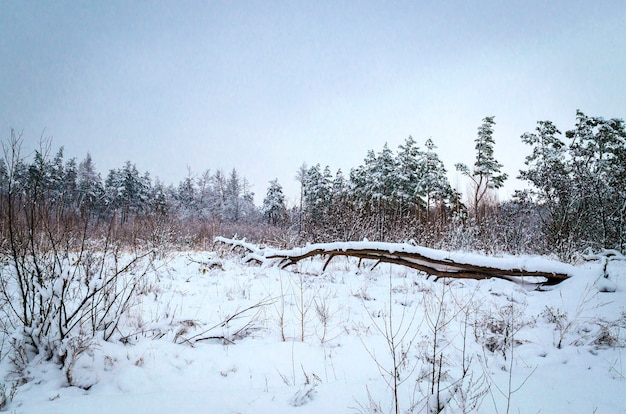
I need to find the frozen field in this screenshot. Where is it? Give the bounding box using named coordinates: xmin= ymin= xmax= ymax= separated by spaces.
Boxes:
xmin=3 ymin=244 xmax=625 ymax=413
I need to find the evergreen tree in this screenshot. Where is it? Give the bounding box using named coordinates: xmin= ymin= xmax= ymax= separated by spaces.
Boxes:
xmin=455 ymin=116 xmax=508 ymax=221
xmin=349 ymin=150 xmax=376 ymax=205
xmin=77 ymin=153 xmax=104 ymax=217
xmin=176 ymin=169 xmax=196 ymax=219
xmin=331 ymin=168 xmax=347 ymax=200
xmin=421 ymin=138 xmax=452 ymax=214
xmin=518 ymin=120 xmax=572 ymax=251
xmin=396 ymin=136 xmax=425 ymax=209
xmin=104 ymin=161 xmax=150 ymax=223
xmin=295 ymin=163 xmax=308 ymax=232
xmin=262 ymin=179 xmax=287 ymax=225
xmin=211 ymin=169 xmax=227 ymax=220
xmin=566 ymin=111 xmax=626 ymax=250
xmin=302 ymin=164 xmax=328 ymax=227
xmin=62 ymin=157 xmax=78 ymax=210
xmin=49 ymin=147 xmax=65 ymax=201
xmin=27 ymin=149 xmax=53 ymax=202
xmin=371 ymin=143 xmax=397 ymax=204
xmin=519 ymin=111 xmax=626 ymax=255
xmin=151 ymin=179 xmax=169 ymax=216
xmin=224 ymin=168 xmax=242 ymax=222
xmin=196 ymin=169 xmax=213 ymax=218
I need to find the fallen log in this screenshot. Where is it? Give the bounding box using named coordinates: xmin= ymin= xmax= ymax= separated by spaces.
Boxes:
xmin=216 ymin=239 xmax=574 ymax=287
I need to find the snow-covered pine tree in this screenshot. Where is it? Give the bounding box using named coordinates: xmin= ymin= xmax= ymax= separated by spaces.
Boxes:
xmin=302 ymin=164 xmax=332 ymax=236
xmin=420 ymin=138 xmax=452 ymax=218
xmin=61 ymin=157 xmax=78 ymax=210
xmin=302 ymin=164 xmax=323 ymax=216
xmin=27 ymin=149 xmax=53 ymax=202
xmin=566 ymin=111 xmax=626 ymax=251
xmin=176 ymin=168 xmax=197 ymax=219
xmin=77 ymin=153 xmax=104 ymax=217
xmin=104 ymin=161 xmax=151 ymax=224
xmin=371 ymin=142 xmax=398 ymax=205
xmin=151 ymin=179 xmax=169 ymax=216
xmin=348 ymin=150 xmax=376 ymax=206
xmin=455 ymin=116 xmax=507 ymax=222
xmin=49 ymin=147 xmax=66 ymax=202
xmin=331 ymin=168 xmax=347 ymax=202
xmin=396 ymin=135 xmax=425 ymax=212
xmin=224 ymin=168 xmax=242 ymax=222
xmin=325 ymin=168 xmax=358 ymax=240
xmin=518 ymin=120 xmax=573 ymax=253
xmin=262 ymin=179 xmax=287 ymax=226
xmin=519 ymin=112 xmax=626 ymax=256
xmin=195 ymin=169 xmax=213 ymax=219
xmin=295 ymin=163 xmax=308 ymax=233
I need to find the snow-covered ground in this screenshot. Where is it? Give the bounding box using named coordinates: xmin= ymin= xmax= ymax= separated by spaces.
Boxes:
xmin=3 ymin=245 xmax=625 ymax=413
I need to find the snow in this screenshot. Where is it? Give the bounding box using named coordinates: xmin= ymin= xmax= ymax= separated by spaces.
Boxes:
xmin=263 ymin=240 xmax=581 ymax=277
xmin=2 ymin=246 xmax=625 ymax=413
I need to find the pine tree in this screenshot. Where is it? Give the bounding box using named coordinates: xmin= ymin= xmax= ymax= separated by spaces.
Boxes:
xmin=396 ymin=136 xmax=425 ymax=209
xmin=224 ymin=168 xmax=242 ymax=222
xmin=27 ymin=149 xmax=53 ymax=202
xmin=50 ymin=147 xmax=65 ymax=201
xmin=77 ymin=153 xmax=104 ymax=217
xmin=302 ymin=164 xmax=330 ymax=228
xmin=262 ymin=179 xmax=287 ymax=226
xmin=371 ymin=143 xmax=397 ymax=204
xmin=455 ymin=116 xmax=508 ymax=221
xmin=104 ymin=161 xmax=150 ymax=223
xmin=211 ymin=169 xmax=227 ymax=220
xmin=421 ymin=138 xmax=453 ymax=217
xmin=176 ymin=169 xmax=196 ymax=219
xmin=348 ymin=150 xmax=376 ymax=205
xmin=62 ymin=157 xmax=78 ymax=210
xmin=518 ymin=120 xmax=572 ymax=253
xmin=519 ymin=112 xmax=626 ymax=255
xmin=331 ymin=168 xmax=347 ymax=200
xmin=151 ymin=179 xmax=169 ymax=216
xmin=196 ymin=169 xmax=213 ymax=218
xmin=566 ymin=111 xmax=626 ymax=250
xmin=295 ymin=163 xmax=308 ymax=233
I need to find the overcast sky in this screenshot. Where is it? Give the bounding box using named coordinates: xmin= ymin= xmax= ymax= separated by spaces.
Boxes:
xmin=2 ymin=1 xmax=625 ymax=205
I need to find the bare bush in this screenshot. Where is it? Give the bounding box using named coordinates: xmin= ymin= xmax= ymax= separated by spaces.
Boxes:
xmin=359 ymin=268 xmax=423 ymax=414
xmin=0 ymin=135 xmax=154 ymax=385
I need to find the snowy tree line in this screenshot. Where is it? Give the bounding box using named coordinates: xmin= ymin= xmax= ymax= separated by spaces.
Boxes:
xmin=290 ymin=136 xmax=462 ymax=243
xmin=2 ymin=110 xmax=625 ymax=258
xmin=280 ymin=116 xmax=509 ymax=247
xmin=0 ymin=133 xmax=257 ymax=227
xmin=266 ymin=112 xmax=626 ymax=258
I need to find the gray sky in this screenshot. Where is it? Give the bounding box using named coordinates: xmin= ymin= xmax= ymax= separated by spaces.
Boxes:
xmin=2 ymin=1 xmax=625 ymax=205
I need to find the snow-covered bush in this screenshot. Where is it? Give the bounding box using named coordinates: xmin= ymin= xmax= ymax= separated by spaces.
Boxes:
xmin=0 ymin=237 xmax=154 ymax=386
xmin=0 ymin=134 xmax=154 ymax=387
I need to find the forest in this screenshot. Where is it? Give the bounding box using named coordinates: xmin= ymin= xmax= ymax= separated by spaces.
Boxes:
xmin=2 ymin=110 xmax=624 ymax=260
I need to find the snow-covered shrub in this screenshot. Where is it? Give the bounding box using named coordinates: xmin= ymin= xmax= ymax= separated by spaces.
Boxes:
xmin=0 ymin=240 xmax=153 ymax=381
xmin=0 ymin=381 xmax=17 ymax=410
xmin=540 ymin=305 xmax=569 ymax=349
xmin=592 ymin=322 xmax=622 ymax=349
xmin=0 ymin=186 xmax=154 ymax=381
xmin=474 ymin=303 xmax=528 ymax=360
